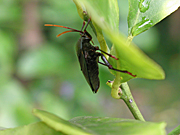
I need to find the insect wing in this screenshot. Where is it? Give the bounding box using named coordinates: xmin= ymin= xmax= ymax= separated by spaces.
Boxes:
xmin=76 ymin=39 xmax=100 ymax=93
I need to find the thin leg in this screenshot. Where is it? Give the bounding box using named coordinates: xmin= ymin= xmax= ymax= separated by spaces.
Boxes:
xmin=98 ymin=60 xmax=128 ymax=73
xmin=98 ymin=53 xmax=136 ymax=77
xmin=81 ymin=21 xmax=86 ymax=31
xmin=94 ymin=46 xmax=119 ymax=60
xmin=98 ymin=61 xmax=107 ymax=66
xmin=84 ymin=18 xmax=91 ymax=31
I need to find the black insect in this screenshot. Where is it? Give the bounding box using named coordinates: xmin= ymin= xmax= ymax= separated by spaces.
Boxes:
xmin=45 ymin=19 xmax=136 ymax=93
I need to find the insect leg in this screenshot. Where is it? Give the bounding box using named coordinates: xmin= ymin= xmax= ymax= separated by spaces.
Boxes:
xmin=84 ymin=18 xmax=91 ymax=31
xmin=81 ymin=21 xmax=86 ymax=31
xmin=94 ymin=46 xmax=119 ymax=60
xmin=98 ymin=53 xmax=136 ymax=77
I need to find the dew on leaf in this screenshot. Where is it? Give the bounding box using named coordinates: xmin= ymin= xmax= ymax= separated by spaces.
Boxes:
xmin=131 ymin=17 xmax=153 ymax=36
xmin=139 ymin=0 xmax=151 ymax=13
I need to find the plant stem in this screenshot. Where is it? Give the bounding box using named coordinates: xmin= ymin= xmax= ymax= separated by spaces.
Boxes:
xmin=111 ymin=73 xmax=121 ymax=99
xmin=107 ymin=81 xmax=145 ymax=121
xmin=122 ymin=35 xmax=145 ymax=121
xmin=126 ymin=35 xmax=133 ymax=46
xmin=120 ymin=82 xmax=145 ymax=121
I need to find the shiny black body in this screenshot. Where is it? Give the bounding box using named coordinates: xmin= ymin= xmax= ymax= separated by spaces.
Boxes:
xmin=76 ymin=34 xmax=100 ymax=93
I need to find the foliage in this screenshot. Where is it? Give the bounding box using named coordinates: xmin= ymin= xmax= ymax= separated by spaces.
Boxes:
xmin=0 ymin=0 xmax=180 ymax=134
xmin=0 ymin=109 xmax=166 ymax=135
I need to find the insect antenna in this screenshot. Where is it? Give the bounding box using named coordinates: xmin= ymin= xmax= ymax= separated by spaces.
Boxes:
xmin=56 ymin=30 xmax=74 ymax=37
xmin=44 ymin=24 xmax=82 ymax=37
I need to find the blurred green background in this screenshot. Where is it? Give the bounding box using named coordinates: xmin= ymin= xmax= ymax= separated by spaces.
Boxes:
xmin=0 ymin=0 xmax=179 ymax=132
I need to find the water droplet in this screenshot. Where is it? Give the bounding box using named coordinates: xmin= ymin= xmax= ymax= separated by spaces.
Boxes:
xmin=131 ymin=17 xmax=153 ymax=36
xmin=139 ymin=0 xmax=151 ymax=13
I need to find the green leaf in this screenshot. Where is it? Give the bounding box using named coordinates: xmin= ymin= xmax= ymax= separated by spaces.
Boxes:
xmin=32 ymin=109 xmax=91 ymax=135
xmin=69 ymin=116 xmax=166 ymax=135
xmin=77 ymin=0 xmax=119 ymax=31
xmin=74 ymin=0 xmax=119 ymax=54
xmin=73 ymin=0 xmax=165 ymax=81
xmin=107 ymin=32 xmax=165 ymax=82
xmin=0 ymin=122 xmax=63 ymax=135
xmin=168 ymin=124 xmax=180 ymax=135
xmin=0 ymin=109 xmax=166 ymax=135
xmin=128 ymin=0 xmax=180 ymax=36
